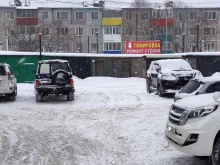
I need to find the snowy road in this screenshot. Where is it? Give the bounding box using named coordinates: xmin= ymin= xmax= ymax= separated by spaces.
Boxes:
xmin=0 ymin=77 xmax=211 ymax=165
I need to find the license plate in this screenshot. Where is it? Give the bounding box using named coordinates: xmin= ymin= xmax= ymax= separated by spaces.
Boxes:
xmin=167 ymin=125 xmax=175 ymax=134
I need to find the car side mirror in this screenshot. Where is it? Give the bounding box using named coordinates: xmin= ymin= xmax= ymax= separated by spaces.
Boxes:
xmin=213 ymin=92 xmax=220 ymax=103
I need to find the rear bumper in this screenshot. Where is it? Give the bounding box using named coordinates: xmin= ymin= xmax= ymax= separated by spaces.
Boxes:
xmin=0 ymin=86 xmax=16 ymax=95
xmin=35 ymin=85 xmax=75 ymax=94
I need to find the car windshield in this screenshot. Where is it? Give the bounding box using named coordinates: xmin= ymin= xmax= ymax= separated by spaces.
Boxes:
xmin=180 ymin=80 xmax=203 ymax=94
xmin=159 ymin=60 xmax=193 ymax=70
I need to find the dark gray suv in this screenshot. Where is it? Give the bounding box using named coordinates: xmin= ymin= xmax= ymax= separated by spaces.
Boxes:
xmin=34 ymin=59 xmax=75 ymax=102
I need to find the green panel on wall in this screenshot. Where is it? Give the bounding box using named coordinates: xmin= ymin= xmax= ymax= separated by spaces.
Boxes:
xmin=0 ymin=55 xmax=51 ymax=83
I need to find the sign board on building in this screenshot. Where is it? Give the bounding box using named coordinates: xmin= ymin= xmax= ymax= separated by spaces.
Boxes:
xmin=125 ymin=41 xmax=162 ymax=54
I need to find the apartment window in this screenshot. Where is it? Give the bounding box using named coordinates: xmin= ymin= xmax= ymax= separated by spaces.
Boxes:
xmin=6 ymin=11 xmax=14 ymax=19
xmin=91 ymin=28 xmax=98 ymax=36
xmin=162 ymin=42 xmax=172 ymax=51
xmin=91 ymin=12 xmax=98 ymax=20
xmin=42 ymin=12 xmax=49 ymax=19
xmin=141 ymin=12 xmax=148 ymax=20
xmin=19 ymin=26 xmax=36 ymax=35
xmin=204 ymin=43 xmax=215 ymax=51
xmin=57 ymin=28 xmax=68 ymax=35
xmin=42 ymin=28 xmax=49 ymax=35
xmin=204 ymin=27 xmax=215 ymax=35
xmin=91 ymin=43 xmax=97 ymax=52
xmin=56 ymin=12 xmax=68 ymax=20
xmin=174 ymin=43 xmax=180 ymax=52
xmin=140 ymin=28 xmax=148 ymax=36
xmin=125 ymin=27 xmax=132 ymax=36
xmin=125 ymin=12 xmax=132 ymax=20
xmin=76 ymin=43 xmax=84 ymax=52
xmin=189 ymin=12 xmax=196 ymax=20
xmin=76 ymin=27 xmax=84 ymax=36
xmin=104 ymin=43 xmax=121 ymax=50
xmin=155 ymin=27 xmax=170 ymax=35
xmin=177 ymin=12 xmax=183 ymax=21
xmin=104 ymin=26 xmax=121 ymax=34
xmin=17 ymin=9 xmax=38 ymax=18
xmin=205 ymin=11 xmax=216 ymax=20
xmin=76 ymin=12 xmax=84 ymax=20
xmin=189 ymin=43 xmax=196 ymax=52
xmin=175 ymin=28 xmax=182 ymax=35
xmin=189 ymin=27 xmax=196 ymax=36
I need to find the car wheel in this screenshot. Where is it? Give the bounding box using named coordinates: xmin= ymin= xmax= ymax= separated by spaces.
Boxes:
xmin=15 ymin=87 xmax=17 ymax=96
xmin=36 ymin=94 xmax=43 ymax=102
xmin=147 ymin=78 xmax=152 ymax=93
xmin=8 ymin=94 xmax=16 ymax=101
xmin=157 ymin=83 xmax=165 ymax=97
xmin=212 ymin=137 xmax=220 ymax=165
xmin=67 ymin=91 xmax=74 ymax=101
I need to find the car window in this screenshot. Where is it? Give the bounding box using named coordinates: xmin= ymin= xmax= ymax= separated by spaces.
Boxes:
xmin=180 ymin=80 xmax=202 ymax=94
xmin=0 ymin=66 xmax=6 ymax=76
xmin=8 ymin=66 xmax=14 ymax=75
xmin=206 ymin=83 xmax=220 ymax=93
xmin=39 ymin=64 xmax=50 ymax=74
xmin=51 ymin=63 xmax=70 ymax=72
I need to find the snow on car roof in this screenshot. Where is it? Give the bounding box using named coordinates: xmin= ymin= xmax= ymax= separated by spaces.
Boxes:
xmin=199 ymin=76 xmax=220 ymax=83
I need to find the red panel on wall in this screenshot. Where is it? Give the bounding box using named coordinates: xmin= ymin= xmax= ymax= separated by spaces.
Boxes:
xmin=16 ymin=18 xmax=38 ymax=25
xmin=150 ymin=18 xmax=173 ymax=27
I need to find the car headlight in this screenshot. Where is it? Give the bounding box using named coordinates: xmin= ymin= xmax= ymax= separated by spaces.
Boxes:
xmin=188 ymin=105 xmax=218 ymax=119
xmin=162 ymin=74 xmax=177 ymax=81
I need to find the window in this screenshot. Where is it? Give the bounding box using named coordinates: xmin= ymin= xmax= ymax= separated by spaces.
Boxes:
xmin=76 ymin=27 xmax=84 ymax=36
xmin=189 ymin=27 xmax=196 ymax=36
xmin=42 ymin=28 xmax=49 ymax=35
xmin=6 ymin=11 xmax=14 ymax=19
xmin=204 ymin=43 xmax=215 ymax=52
xmin=125 ymin=27 xmax=132 ymax=36
xmin=204 ymin=28 xmax=215 ymax=35
xmin=76 ymin=43 xmax=84 ymax=52
xmin=0 ymin=66 xmax=6 ymax=76
xmin=104 ymin=26 xmax=121 ymax=34
xmin=189 ymin=43 xmax=196 ymax=52
xmin=56 ymin=12 xmax=68 ymax=20
xmin=174 ymin=43 xmax=180 ymax=52
xmin=189 ymin=12 xmax=196 ymax=20
xmin=91 ymin=28 xmax=98 ymax=36
xmin=206 ymin=83 xmax=220 ymax=93
xmin=91 ymin=12 xmax=98 ymax=20
xmin=42 ymin=12 xmax=49 ymax=19
xmin=175 ymin=28 xmax=182 ymax=35
xmin=17 ymin=9 xmax=38 ymax=18
xmin=141 ymin=12 xmax=148 ymax=20
xmin=91 ymin=43 xmax=97 ymax=52
xmin=125 ymin=12 xmax=132 ymax=20
xmin=19 ymin=26 xmax=36 ymax=35
xmin=57 ymin=28 xmax=68 ymax=35
xmin=205 ymin=11 xmax=216 ymax=20
xmin=177 ymin=12 xmax=183 ymax=21
xmin=39 ymin=64 xmax=50 ymax=74
xmin=104 ymin=43 xmax=121 ymax=50
xmin=76 ymin=12 xmax=83 ymax=20
xmin=140 ymin=28 xmax=148 ymax=36
xmin=155 ymin=27 xmax=166 ymax=35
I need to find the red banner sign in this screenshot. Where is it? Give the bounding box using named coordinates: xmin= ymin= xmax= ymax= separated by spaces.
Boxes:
xmin=125 ymin=41 xmax=161 ymax=54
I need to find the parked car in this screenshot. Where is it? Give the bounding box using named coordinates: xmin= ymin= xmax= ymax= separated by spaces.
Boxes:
xmin=34 ymin=59 xmax=75 ymax=102
xmin=165 ymin=92 xmax=220 ymax=164
xmin=174 ymin=76 xmax=220 ymax=101
xmin=0 ymin=63 xmax=17 ymax=101
xmin=146 ymin=59 xmax=203 ymax=97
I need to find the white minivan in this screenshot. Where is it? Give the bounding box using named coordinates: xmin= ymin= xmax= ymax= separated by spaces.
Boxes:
xmin=165 ymin=92 xmax=220 ymax=164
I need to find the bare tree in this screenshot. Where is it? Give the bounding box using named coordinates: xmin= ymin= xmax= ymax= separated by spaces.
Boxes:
xmin=130 ymin=0 xmax=151 ymax=8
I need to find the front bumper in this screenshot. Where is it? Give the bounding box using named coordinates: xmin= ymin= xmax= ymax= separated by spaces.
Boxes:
xmin=161 ymin=77 xmax=192 ymax=91
xmin=165 ymin=115 xmax=219 ymax=156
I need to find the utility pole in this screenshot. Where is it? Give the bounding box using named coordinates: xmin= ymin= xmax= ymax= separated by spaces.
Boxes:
xmin=196 ymin=24 xmax=199 ymax=52
xmin=182 ymin=33 xmax=185 ymax=52
xmin=96 ymin=32 xmax=99 ymax=54
xmin=79 ymin=27 xmax=82 ymax=53
xmin=88 ymin=36 xmax=90 ymax=53
xmin=39 ymin=33 xmax=42 ymax=60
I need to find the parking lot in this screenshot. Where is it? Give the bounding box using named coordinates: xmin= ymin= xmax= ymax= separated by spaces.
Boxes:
xmin=0 ymin=77 xmax=211 ymax=165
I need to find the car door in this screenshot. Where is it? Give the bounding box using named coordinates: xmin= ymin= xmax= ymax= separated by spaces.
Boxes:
xmin=0 ymin=65 xmax=9 ymax=93
xmin=151 ymin=63 xmax=159 ymax=88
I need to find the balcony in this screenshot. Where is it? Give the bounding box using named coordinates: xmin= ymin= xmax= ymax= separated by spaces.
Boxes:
xmin=102 ymin=18 xmax=122 ymax=26
xmin=17 ymin=18 xmax=38 ymax=25
xmin=150 ymin=18 xmax=173 ymax=27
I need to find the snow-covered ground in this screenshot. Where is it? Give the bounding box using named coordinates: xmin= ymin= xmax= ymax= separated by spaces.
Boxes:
xmin=0 ymin=77 xmax=211 ymax=165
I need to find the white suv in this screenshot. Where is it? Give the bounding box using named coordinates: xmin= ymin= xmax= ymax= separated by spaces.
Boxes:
xmin=165 ymin=92 xmax=220 ymax=164
xmin=0 ymin=63 xmax=17 ymax=101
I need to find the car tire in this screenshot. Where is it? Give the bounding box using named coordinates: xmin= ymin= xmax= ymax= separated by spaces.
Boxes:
xmin=36 ymin=94 xmax=43 ymax=102
xmin=67 ymin=91 xmax=74 ymax=101
xmin=212 ymin=137 xmax=220 ymax=165
xmin=157 ymin=83 xmax=165 ymax=97
xmin=8 ymin=94 xmax=16 ymax=101
xmin=147 ymin=78 xmax=152 ymax=93
xmin=51 ymin=70 xmax=70 ymax=86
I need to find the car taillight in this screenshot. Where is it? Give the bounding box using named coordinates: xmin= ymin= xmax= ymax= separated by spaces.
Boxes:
xmin=70 ymin=78 xmax=74 ymax=86
xmin=35 ymin=79 xmax=40 ymax=87
xmin=8 ymin=72 xmax=12 ymax=80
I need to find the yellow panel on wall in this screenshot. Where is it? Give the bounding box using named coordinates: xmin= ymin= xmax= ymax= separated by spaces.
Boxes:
xmin=102 ymin=18 xmax=122 ymax=26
